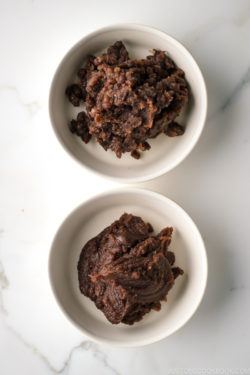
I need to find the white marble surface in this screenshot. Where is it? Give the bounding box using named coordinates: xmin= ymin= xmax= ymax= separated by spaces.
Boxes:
xmin=0 ymin=0 xmax=250 ymax=374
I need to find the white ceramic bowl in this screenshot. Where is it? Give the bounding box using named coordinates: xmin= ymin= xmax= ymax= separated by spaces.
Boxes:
xmin=49 ymin=188 xmax=207 ymax=347
xmin=49 ymin=24 xmax=207 ymax=183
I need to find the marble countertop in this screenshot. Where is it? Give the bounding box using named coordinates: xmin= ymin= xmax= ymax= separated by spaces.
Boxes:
xmin=0 ymin=1 xmax=250 ymax=374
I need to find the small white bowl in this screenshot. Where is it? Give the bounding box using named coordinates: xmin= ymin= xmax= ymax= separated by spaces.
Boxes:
xmin=49 ymin=24 xmax=207 ymax=183
xmin=49 ymin=188 xmax=207 ymax=347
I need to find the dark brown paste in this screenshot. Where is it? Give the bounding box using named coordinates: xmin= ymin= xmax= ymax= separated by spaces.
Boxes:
xmin=66 ymin=41 xmax=189 ymax=159
xmin=77 ymin=213 xmax=183 ymax=325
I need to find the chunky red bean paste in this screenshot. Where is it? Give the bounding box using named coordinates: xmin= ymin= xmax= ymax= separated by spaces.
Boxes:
xmin=66 ymin=41 xmax=189 ymax=159
xmin=77 ymin=213 xmax=183 ymax=325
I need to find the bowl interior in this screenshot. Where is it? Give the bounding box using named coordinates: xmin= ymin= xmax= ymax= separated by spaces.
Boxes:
xmin=49 ymin=190 xmax=207 ymax=346
xmin=49 ymin=25 xmax=207 ymax=182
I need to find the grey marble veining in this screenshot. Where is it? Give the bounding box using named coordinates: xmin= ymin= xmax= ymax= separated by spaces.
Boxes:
xmin=0 ymin=0 xmax=250 ymax=374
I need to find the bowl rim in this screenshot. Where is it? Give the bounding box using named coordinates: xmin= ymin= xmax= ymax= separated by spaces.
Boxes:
xmin=48 ymin=23 xmax=207 ymax=184
xmin=48 ymin=187 xmax=208 ymax=347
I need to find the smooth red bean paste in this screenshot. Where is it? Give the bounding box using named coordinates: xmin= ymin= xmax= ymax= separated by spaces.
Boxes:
xmin=66 ymin=41 xmax=189 ymax=159
xmin=77 ymin=213 xmax=183 ymax=325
